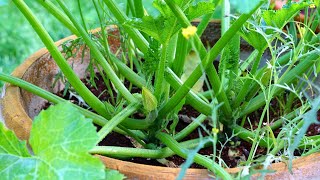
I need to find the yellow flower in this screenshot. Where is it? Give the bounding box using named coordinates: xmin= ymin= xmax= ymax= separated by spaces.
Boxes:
xmin=212 ymin=128 xmax=219 ymax=134
xmin=309 ymin=4 xmax=316 ymax=9
xmin=182 ymin=26 xmax=197 ymax=39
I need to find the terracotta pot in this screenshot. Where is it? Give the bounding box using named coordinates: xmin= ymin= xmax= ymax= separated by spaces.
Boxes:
xmin=1 ymin=26 xmax=320 ymax=179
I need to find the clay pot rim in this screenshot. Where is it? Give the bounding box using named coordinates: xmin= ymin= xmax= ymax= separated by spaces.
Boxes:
xmin=2 ymin=27 xmax=320 ymax=178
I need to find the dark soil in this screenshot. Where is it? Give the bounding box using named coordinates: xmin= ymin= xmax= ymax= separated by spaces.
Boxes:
xmin=43 ymin=71 xmax=320 ymax=169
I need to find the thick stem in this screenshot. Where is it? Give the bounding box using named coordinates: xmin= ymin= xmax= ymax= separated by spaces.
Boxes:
xmin=90 ymin=137 xmax=211 ymax=159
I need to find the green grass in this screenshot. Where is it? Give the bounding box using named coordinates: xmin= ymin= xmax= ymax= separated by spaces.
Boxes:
xmin=0 ymin=0 xmax=156 ymax=91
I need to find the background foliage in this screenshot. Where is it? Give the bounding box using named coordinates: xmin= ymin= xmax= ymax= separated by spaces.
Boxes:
xmin=0 ymin=0 xmax=155 ymax=90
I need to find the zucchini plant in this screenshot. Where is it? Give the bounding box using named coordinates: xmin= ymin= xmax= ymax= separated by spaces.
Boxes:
xmin=0 ymin=0 xmax=319 ymax=179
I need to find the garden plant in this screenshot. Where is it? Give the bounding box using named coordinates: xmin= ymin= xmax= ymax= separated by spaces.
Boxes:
xmin=1 ymin=0 xmax=320 ymax=179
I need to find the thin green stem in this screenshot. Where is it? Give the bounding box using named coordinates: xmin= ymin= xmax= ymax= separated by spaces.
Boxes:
xmin=36 ymin=0 xmax=79 ymax=36
xmin=77 ymin=0 xmax=88 ymax=32
xmin=134 ymin=0 xmax=144 ymax=18
xmin=172 ymin=33 xmax=188 ymax=76
xmin=221 ymin=0 xmax=230 ymax=34
xmin=159 ymin=0 xmax=265 ymax=120
xmin=98 ymin=103 xmax=140 ymax=142
xmin=154 ymin=45 xmax=168 ymax=101
xmin=174 ymin=114 xmax=208 ymax=141
xmin=103 ymin=0 xmax=149 ymax=53
xmin=90 ymin=137 xmax=211 ymax=159
xmin=234 ymin=50 xmax=264 ymax=107
xmin=240 ymin=53 xmax=320 ymax=117
xmin=55 ymin=0 xmax=136 ymax=103
xmin=165 ymin=68 xmax=211 ymax=115
xmin=156 ymin=132 xmax=232 ymax=179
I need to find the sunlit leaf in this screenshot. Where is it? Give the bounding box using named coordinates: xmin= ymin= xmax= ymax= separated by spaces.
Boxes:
xmin=0 ymin=102 xmax=105 ymax=179
xmin=185 ymin=2 xmax=215 ymax=20
xmin=263 ymin=2 xmax=309 ymax=34
xmin=105 ymin=169 xmax=126 ymax=180
xmin=126 ymin=16 xmax=179 ymax=44
xmin=239 ymin=27 xmax=268 ymax=51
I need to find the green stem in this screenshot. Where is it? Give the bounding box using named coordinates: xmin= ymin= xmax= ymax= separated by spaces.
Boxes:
xmin=172 ymin=33 xmax=188 ymax=76
xmin=154 ymin=44 xmax=168 ymax=101
xmin=165 ymin=68 xmax=211 ymax=115
xmin=97 ymin=103 xmax=140 ymax=142
xmin=221 ymin=0 xmax=230 ymax=34
xmin=36 ymin=0 xmax=79 ymax=36
xmin=134 ymin=0 xmax=144 ymax=18
xmin=174 ymin=114 xmax=208 ymax=141
xmin=103 ymin=0 xmax=149 ymax=53
xmin=234 ymin=50 xmax=264 ymax=107
xmin=12 ymin=0 xmax=108 ymax=117
xmin=0 ymin=73 xmax=137 ymax=136
xmin=90 ymin=137 xmax=211 ymax=159
xmin=232 ymin=124 xmax=271 ymax=148
xmin=159 ymin=0 xmax=265 ymax=120
xmin=55 ymin=0 xmax=136 ymax=103
xmin=110 ymin=54 xmax=146 ymax=88
xmin=240 ymin=53 xmax=320 ymax=117
xmin=77 ymin=0 xmax=88 ymax=32
xmin=156 ymin=132 xmax=232 ymax=179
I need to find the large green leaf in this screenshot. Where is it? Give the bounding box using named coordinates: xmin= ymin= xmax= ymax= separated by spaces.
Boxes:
xmin=105 ymin=169 xmax=126 ymax=180
xmin=0 ymin=102 xmax=105 ymax=179
xmin=239 ymin=27 xmax=268 ymax=52
xmin=263 ymin=2 xmax=309 ymax=33
xmin=0 ymin=123 xmax=30 ymax=157
xmin=185 ymin=2 xmax=215 ymax=20
xmin=126 ymin=16 xmax=179 ymax=44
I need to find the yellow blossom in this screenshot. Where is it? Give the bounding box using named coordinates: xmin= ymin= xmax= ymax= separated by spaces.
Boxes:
xmin=182 ymin=26 xmax=197 ymax=39
xmin=212 ymin=128 xmax=219 ymax=134
xmin=309 ymin=4 xmax=316 ymax=9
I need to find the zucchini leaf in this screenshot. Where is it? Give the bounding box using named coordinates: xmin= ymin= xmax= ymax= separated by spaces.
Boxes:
xmin=0 ymin=102 xmax=105 ymax=180
xmin=185 ymin=2 xmax=215 ymax=20
xmin=239 ymin=27 xmax=268 ymax=52
xmin=263 ymin=2 xmax=309 ymax=34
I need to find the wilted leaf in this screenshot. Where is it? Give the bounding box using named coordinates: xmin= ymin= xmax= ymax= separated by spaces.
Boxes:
xmin=181 ymin=51 xmax=205 ymax=92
